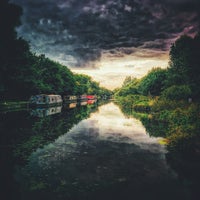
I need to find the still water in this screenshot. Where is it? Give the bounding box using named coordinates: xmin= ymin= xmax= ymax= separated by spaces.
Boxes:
xmin=0 ymin=102 xmax=191 ymax=200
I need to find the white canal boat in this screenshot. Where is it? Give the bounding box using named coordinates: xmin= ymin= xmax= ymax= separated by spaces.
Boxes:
xmin=29 ymin=94 xmax=62 ymax=106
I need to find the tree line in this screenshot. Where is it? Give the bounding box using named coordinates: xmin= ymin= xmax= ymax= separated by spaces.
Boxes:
xmin=115 ymin=33 xmax=200 ymax=189
xmin=115 ymin=33 xmax=200 ymax=100
xmin=0 ymin=0 xmax=112 ymax=100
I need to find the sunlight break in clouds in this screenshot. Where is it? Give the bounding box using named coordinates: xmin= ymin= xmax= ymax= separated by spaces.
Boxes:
xmin=72 ymin=49 xmax=169 ymax=89
xmin=11 ymin=0 xmax=200 ymax=89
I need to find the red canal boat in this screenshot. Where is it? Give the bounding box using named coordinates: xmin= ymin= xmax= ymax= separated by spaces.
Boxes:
xmin=86 ymin=95 xmax=97 ymax=100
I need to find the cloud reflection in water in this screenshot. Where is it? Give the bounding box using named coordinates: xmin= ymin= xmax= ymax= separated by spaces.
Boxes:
xmin=16 ymin=103 xmax=178 ymax=200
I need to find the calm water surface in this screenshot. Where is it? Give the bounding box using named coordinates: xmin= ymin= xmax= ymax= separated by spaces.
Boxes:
xmin=0 ymin=102 xmax=191 ymax=200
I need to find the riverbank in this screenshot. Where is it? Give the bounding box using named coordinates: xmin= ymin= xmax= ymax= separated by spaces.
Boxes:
xmin=2 ymin=102 xmax=192 ymax=200
xmin=115 ymin=94 xmax=200 ymax=194
xmin=0 ymin=101 xmax=29 ymax=112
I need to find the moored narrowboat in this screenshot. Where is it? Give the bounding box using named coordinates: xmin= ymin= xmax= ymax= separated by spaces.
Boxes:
xmin=77 ymin=95 xmax=88 ymax=101
xmin=63 ymin=95 xmax=77 ymax=102
xmin=86 ymin=95 xmax=97 ymax=100
xmin=29 ymin=94 xmax=62 ymax=107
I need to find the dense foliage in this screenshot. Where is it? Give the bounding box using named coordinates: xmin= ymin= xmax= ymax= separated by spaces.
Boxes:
xmin=166 ymin=34 xmax=200 ymax=99
xmin=0 ymin=0 xmax=111 ymax=100
xmin=138 ymin=68 xmax=167 ymax=96
xmin=160 ymin=85 xmax=192 ymax=101
xmin=115 ymin=33 xmax=200 ymax=187
xmin=115 ymin=34 xmax=200 ymax=100
xmin=115 ymin=68 xmax=167 ymax=98
xmin=74 ymin=74 xmax=112 ymax=97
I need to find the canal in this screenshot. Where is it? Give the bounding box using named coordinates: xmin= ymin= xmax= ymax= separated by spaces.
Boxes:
xmin=0 ymin=101 xmax=193 ymax=200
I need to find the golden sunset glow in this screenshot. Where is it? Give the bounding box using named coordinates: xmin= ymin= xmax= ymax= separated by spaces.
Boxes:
xmin=12 ymin=0 xmax=199 ymax=90
xmin=72 ymin=51 xmax=169 ymax=89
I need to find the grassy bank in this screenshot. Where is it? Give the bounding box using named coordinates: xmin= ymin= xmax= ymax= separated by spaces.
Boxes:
xmin=0 ymin=101 xmax=28 ymax=112
xmin=115 ymin=94 xmax=200 ymax=145
xmin=115 ymin=94 xmax=200 ymax=186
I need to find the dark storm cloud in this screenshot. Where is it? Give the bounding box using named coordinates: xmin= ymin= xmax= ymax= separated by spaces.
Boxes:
xmin=11 ymin=0 xmax=200 ymax=68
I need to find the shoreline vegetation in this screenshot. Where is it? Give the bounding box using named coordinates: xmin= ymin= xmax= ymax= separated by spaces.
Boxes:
xmin=0 ymin=100 xmax=28 ymax=112
xmin=1 ymin=0 xmax=200 ymax=196
xmin=0 ymin=1 xmax=112 ymax=102
xmin=114 ymin=34 xmax=200 ymax=191
xmin=115 ymin=94 xmax=200 ymax=194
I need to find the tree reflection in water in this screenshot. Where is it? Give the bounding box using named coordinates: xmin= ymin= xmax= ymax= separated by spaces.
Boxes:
xmin=14 ymin=103 xmax=190 ymax=200
xmin=0 ymin=100 xmax=99 ymax=200
xmin=116 ymin=101 xmax=200 ymax=200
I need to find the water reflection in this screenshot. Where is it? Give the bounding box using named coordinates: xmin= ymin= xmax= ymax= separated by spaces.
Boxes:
xmin=87 ymin=103 xmax=165 ymax=152
xmin=16 ymin=102 xmax=187 ymax=200
xmin=63 ymin=99 xmax=97 ymax=109
xmin=30 ymin=106 xmax=62 ymax=117
xmin=68 ymin=102 xmax=77 ymax=109
xmin=29 ymin=99 xmax=98 ymax=118
xmin=87 ymin=99 xmax=97 ymax=105
xmin=79 ymin=101 xmax=87 ymax=106
xmin=0 ymin=101 xmax=99 ymax=200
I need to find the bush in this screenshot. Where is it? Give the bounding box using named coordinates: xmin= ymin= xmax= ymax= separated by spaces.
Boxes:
xmin=151 ymin=98 xmax=186 ymax=112
xmin=133 ymin=104 xmax=151 ymax=112
xmin=137 ymin=68 xmax=167 ymax=96
xmin=161 ymin=85 xmax=192 ymax=101
xmin=168 ymin=131 xmax=195 ymax=154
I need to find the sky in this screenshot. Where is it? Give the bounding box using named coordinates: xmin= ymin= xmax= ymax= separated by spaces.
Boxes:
xmin=11 ymin=0 xmax=200 ymax=89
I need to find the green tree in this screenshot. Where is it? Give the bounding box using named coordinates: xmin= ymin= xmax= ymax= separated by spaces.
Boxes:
xmin=35 ymin=55 xmax=75 ymax=95
xmin=137 ymin=68 xmax=167 ymax=96
xmin=161 ymin=85 xmax=192 ymax=101
xmin=0 ymin=0 xmax=25 ymax=99
xmin=122 ymin=76 xmax=132 ymax=86
xmin=74 ymin=74 xmax=91 ymax=95
xmin=0 ymin=0 xmax=110 ymax=100
xmin=166 ymin=35 xmax=193 ymax=86
xmin=166 ymin=34 xmax=200 ymax=98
